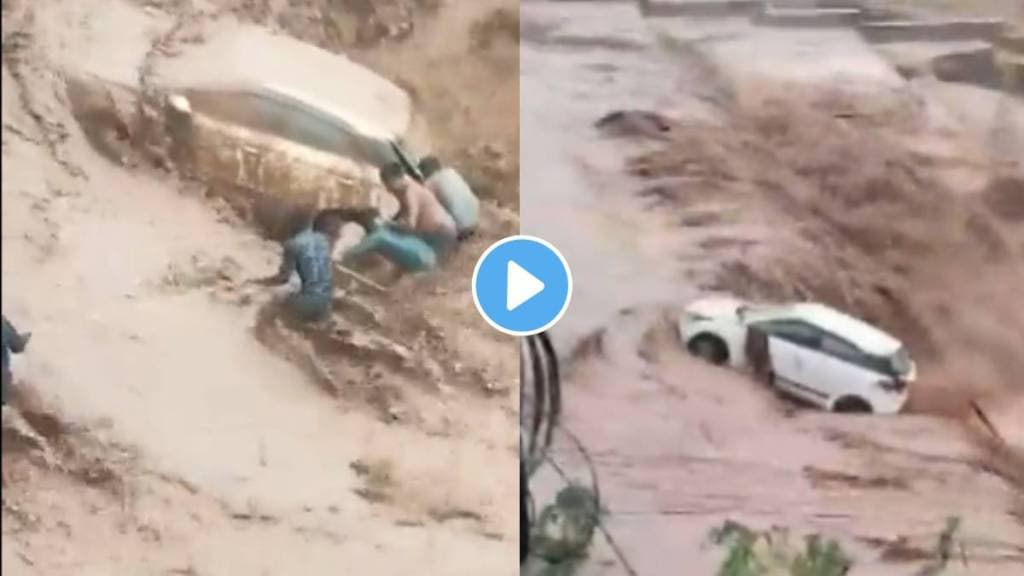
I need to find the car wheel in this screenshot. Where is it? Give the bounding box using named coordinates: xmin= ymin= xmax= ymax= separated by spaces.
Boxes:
xmin=833 ymin=396 xmax=873 ymax=414
xmin=687 ymin=334 xmax=729 ymax=366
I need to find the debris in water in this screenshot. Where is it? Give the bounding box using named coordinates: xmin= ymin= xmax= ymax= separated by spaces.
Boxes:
xmin=982 ymin=176 xmax=1024 ymax=222
xmin=350 ymin=457 xmax=396 ymax=504
xmin=914 ymin=517 xmax=966 ymax=576
xmin=803 ymin=465 xmax=911 ymax=491
xmin=427 ymin=507 xmax=485 ymax=524
xmin=595 ymin=110 xmax=674 ymax=140
xmin=568 ymin=328 xmax=606 ymax=364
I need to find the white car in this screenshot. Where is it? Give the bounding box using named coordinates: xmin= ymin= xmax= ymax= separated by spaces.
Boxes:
xmin=678 ymin=296 xmax=917 ymax=414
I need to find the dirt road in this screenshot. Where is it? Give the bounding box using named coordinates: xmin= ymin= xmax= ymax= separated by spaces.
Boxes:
xmin=522 ymin=1 xmax=1024 ymax=574
xmin=1 ymin=0 xmax=518 ymax=574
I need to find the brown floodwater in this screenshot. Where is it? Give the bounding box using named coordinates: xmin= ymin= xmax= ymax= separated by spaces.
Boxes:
xmin=520 ymin=1 xmax=1024 ymax=574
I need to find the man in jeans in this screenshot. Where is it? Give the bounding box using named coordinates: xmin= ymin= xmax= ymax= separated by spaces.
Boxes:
xmin=341 ymin=208 xmax=438 ymax=275
xmin=419 ymin=156 xmax=479 ymax=241
xmin=2 ymin=315 xmax=31 ymax=406
xmin=259 ymin=208 xmax=345 ymax=323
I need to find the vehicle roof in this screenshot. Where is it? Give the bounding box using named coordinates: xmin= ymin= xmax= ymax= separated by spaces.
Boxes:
xmin=148 ymin=22 xmax=411 ymax=140
xmin=749 ymin=302 xmax=904 ymax=356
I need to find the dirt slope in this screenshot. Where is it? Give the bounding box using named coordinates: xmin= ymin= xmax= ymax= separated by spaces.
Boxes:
xmin=1 ymin=0 xmax=519 ymax=574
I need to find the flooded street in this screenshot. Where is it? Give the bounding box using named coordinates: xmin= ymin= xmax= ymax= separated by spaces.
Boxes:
xmin=520 ymin=1 xmax=702 ymax=345
xmin=521 ymin=1 xmax=1024 ymax=574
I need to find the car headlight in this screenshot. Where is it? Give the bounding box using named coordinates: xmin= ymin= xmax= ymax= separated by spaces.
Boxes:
xmin=903 ymin=362 xmax=918 ymax=384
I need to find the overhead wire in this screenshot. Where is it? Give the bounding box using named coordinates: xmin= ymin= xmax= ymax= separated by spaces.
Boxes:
xmin=520 ymin=332 xmax=638 ymax=575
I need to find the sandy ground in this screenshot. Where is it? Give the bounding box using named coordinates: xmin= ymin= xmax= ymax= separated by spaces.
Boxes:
xmin=1 ymin=0 xmax=519 ymax=574
xmin=522 ymin=0 xmax=1024 ymax=574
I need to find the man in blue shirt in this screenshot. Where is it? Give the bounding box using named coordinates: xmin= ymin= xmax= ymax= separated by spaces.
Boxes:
xmin=2 ymin=315 xmax=31 ymax=406
xmin=419 ymin=156 xmax=479 ymax=241
xmin=259 ymin=209 xmax=345 ymax=323
xmin=341 ymin=208 xmax=437 ymax=274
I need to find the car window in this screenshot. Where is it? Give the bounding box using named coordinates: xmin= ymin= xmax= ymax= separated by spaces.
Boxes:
xmin=187 ymin=90 xmax=264 ymax=134
xmin=197 ymin=89 xmax=373 ymax=164
xmin=888 ymin=347 xmax=913 ymax=377
xmin=757 ymin=320 xmax=822 ymax=349
xmin=257 ymin=95 xmax=368 ymax=160
xmin=818 ymin=333 xmax=908 ymax=376
xmin=819 ymin=334 xmax=864 ymax=364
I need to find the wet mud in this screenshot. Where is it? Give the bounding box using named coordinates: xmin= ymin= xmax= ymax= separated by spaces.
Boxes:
xmin=2 ymin=0 xmax=519 ymax=574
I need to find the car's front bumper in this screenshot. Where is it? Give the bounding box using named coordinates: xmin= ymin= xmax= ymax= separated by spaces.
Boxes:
xmin=870 ymin=386 xmax=911 ymax=415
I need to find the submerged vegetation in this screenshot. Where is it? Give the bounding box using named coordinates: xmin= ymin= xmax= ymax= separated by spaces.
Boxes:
xmin=710 ymin=521 xmax=851 ymax=576
xmin=710 ymin=517 xmax=981 ymax=576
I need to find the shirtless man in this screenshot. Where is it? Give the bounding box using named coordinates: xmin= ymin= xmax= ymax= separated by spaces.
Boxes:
xmin=379 ymin=163 xmax=458 ymax=260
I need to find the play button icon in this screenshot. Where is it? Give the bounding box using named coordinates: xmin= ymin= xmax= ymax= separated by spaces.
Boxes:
xmin=506 ymin=261 xmax=544 ymax=311
xmin=473 ymin=235 xmax=573 ymax=336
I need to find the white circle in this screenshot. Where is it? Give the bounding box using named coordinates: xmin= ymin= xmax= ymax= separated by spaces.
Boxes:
xmin=471 ymin=234 xmax=574 ymax=337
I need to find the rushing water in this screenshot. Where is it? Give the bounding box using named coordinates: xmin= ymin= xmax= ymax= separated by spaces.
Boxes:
xmin=519 ymin=3 xmax=1024 ymax=575
xmin=519 ymin=1 xmax=702 ymax=349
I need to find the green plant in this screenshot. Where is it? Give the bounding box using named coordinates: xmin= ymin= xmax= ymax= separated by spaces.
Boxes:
xmin=712 ymin=521 xmax=764 ymax=576
xmin=792 ymin=535 xmax=851 ymax=576
xmin=710 ymin=521 xmax=852 ymax=576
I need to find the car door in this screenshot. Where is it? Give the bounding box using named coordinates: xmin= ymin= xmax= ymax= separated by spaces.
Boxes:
xmin=755 ymin=320 xmax=831 ymax=407
xmin=813 ymin=332 xmax=882 ymax=406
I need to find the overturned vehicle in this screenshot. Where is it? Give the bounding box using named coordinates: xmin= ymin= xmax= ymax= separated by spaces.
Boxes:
xmin=66 ymin=21 xmax=427 ymax=238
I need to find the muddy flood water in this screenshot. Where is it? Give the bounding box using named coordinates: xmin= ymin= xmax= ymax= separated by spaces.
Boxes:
xmin=2 ymin=0 xmax=522 ymax=574
xmin=521 ymin=1 xmax=1024 ymax=575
